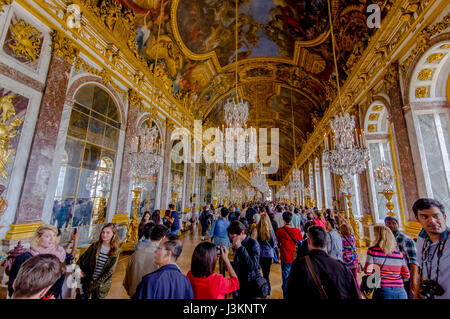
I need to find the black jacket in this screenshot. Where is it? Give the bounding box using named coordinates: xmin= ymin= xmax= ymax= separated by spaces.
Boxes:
xmin=245 ymin=207 xmax=257 ymax=225
xmin=287 ymin=249 xmax=361 ymax=300
xmin=233 ymin=236 xmax=260 ymax=282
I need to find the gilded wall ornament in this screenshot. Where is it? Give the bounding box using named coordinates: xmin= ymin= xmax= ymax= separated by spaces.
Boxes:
xmin=369 ymin=113 xmax=379 ymax=121
xmin=368 ymin=124 xmax=377 ymax=132
xmin=418 ymin=69 xmax=433 ymax=81
xmin=51 ymin=31 xmax=79 ymax=64
xmin=128 ymin=89 xmax=142 ymax=107
xmin=440 ymin=44 xmax=450 ymax=49
xmin=0 ymin=0 xmax=12 ymax=13
xmin=8 ymin=19 xmax=41 ymax=62
xmin=0 ymin=95 xmax=22 ymax=184
xmin=372 ymin=105 xmax=383 ymax=111
xmin=427 ymin=53 xmax=444 ymax=63
xmin=415 ymin=87 xmax=429 ymax=98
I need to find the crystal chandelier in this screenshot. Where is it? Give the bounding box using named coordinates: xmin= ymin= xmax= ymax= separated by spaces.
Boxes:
xmin=170 ymin=174 xmax=183 ymax=193
xmin=276 ymin=185 xmax=289 ymax=200
xmin=129 ymin=124 xmax=163 ymax=187
xmin=250 ymin=162 xmax=265 ymax=189
xmin=224 ymin=97 xmax=249 ymax=129
xmin=245 ymin=185 xmax=255 ymax=201
xmin=324 ymin=112 xmax=370 ymax=181
xmin=214 ymin=169 xmax=229 ymax=199
xmin=303 ymin=185 xmax=312 ymax=197
xmin=374 ymin=161 xmax=394 ymax=192
xmin=290 ymin=168 xmax=302 ymax=193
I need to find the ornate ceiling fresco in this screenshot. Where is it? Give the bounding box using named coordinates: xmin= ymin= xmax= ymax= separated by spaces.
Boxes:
xmin=115 ymin=0 xmax=385 ymax=180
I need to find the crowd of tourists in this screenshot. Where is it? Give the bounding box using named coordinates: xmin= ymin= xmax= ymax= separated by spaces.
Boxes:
xmin=3 ymin=197 xmax=449 ymax=300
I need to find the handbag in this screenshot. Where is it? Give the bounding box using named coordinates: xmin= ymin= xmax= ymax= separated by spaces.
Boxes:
xmin=360 ymin=257 xmax=387 ymax=299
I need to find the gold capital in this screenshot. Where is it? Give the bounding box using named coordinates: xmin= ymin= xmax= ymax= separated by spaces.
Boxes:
xmin=51 ymin=31 xmax=79 ymax=64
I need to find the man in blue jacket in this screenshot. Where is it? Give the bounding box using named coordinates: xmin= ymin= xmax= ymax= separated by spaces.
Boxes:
xmin=133 ymin=237 xmax=193 ymax=299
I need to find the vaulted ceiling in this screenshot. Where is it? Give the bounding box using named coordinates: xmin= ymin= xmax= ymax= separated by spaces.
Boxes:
xmin=116 ymin=0 xmax=385 ymax=181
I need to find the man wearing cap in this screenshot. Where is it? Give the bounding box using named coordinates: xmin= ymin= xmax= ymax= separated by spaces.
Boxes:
xmin=385 ymin=215 xmax=418 ymax=299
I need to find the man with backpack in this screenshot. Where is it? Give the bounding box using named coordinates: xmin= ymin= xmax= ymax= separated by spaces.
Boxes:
xmin=276 ymin=211 xmax=303 ymax=299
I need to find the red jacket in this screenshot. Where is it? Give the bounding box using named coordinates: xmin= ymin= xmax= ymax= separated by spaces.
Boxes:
xmin=187 ymin=271 xmax=239 ymax=299
xmin=277 ymin=226 xmax=303 ymax=264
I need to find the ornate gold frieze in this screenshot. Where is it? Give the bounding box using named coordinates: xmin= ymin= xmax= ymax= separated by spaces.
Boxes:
xmin=9 ymin=19 xmax=41 ymax=62
xmin=51 ymin=30 xmax=79 ymax=63
xmin=401 ymin=13 xmax=450 ymax=69
xmin=440 ymin=44 xmax=450 ymax=49
xmin=415 ymin=86 xmax=429 ymax=98
xmin=418 ymin=68 xmax=433 ymax=80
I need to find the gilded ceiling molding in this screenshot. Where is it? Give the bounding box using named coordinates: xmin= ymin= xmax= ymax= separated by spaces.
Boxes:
xmin=128 ymin=89 xmax=142 ymax=108
xmin=400 ymin=13 xmax=450 ymax=72
xmin=51 ymin=30 xmax=79 ymax=64
xmin=283 ymin=0 xmax=446 ymax=184
xmin=9 ymin=19 xmax=41 ymax=62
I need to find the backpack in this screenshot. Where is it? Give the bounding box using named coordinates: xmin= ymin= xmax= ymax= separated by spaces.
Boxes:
xmin=2 ymin=241 xmax=27 ymax=276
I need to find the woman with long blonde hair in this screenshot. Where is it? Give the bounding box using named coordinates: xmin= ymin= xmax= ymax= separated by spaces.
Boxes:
xmin=77 ymin=223 xmax=121 ymax=299
xmin=363 ymin=225 xmax=410 ymax=299
xmin=256 ymin=213 xmax=277 ymax=296
xmin=7 ymin=224 xmax=68 ymax=299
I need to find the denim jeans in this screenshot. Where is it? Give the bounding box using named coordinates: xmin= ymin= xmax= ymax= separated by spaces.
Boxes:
xmin=170 ymin=229 xmax=180 ymax=236
xmin=281 ymin=262 xmax=292 ymax=299
xmin=376 ymin=286 xmax=408 ymax=299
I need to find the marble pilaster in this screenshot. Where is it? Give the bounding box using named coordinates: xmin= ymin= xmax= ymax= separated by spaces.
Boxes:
xmin=14 ymin=53 xmax=72 ymax=224
xmin=387 ymin=66 xmax=420 ymax=221
xmin=160 ymin=124 xmax=173 ymax=210
xmin=115 ymin=100 xmax=139 ymax=216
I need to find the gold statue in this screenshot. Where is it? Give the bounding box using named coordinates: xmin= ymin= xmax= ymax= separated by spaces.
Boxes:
xmin=0 ymin=95 xmax=22 ymax=182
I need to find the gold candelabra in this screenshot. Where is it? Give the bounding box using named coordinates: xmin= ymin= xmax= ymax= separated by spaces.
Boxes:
xmin=122 ymin=188 xmax=142 ymax=251
xmin=343 ymin=193 xmax=363 ymax=247
xmin=380 ymin=190 xmax=396 ymax=217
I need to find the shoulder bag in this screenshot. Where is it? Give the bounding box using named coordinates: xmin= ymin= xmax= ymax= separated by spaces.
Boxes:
xmin=305 ymin=255 xmax=328 ymax=299
xmin=282 ymin=227 xmax=302 ymax=258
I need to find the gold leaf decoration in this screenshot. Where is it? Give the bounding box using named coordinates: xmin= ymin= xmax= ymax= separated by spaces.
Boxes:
xmin=8 ymin=19 xmax=41 ymax=62
xmin=368 ymin=124 xmax=377 ymax=132
xmin=440 ymin=44 xmax=450 ymax=49
xmin=0 ymin=0 xmax=12 ymax=13
xmin=369 ymin=113 xmax=379 ymax=121
xmin=427 ymin=53 xmax=444 ymax=63
xmin=415 ymin=87 xmax=429 ymax=98
xmin=418 ymin=69 xmax=433 ymax=81
xmin=372 ymin=105 xmax=384 ymax=111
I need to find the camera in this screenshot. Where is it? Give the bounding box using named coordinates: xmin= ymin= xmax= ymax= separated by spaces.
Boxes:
xmin=216 ymin=245 xmax=222 ymax=256
xmin=419 ymin=280 xmax=445 ymax=299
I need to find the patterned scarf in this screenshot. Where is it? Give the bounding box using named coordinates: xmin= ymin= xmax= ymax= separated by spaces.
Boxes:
xmin=29 ymin=245 xmax=66 ymax=263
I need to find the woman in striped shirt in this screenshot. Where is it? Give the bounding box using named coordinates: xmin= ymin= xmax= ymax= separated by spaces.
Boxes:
xmin=364 ymin=225 xmax=410 ymax=299
xmin=77 ymin=223 xmax=121 ymax=299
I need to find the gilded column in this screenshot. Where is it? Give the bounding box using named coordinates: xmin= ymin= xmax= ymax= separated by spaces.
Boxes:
xmin=160 ymin=120 xmax=174 ymax=210
xmin=114 ymin=90 xmax=140 ymax=219
xmin=385 ymin=64 xmax=419 ymax=221
xmin=7 ymin=32 xmax=79 ymax=239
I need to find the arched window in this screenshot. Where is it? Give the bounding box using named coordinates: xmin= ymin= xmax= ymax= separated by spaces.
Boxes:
xmin=314 ymin=158 xmax=322 ymax=210
xmin=322 ymin=154 xmax=333 ymax=209
xmin=365 ymin=102 xmax=401 ymax=223
xmin=408 ymin=41 xmax=450 ymax=224
xmin=52 ymin=84 xmax=120 ymax=243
